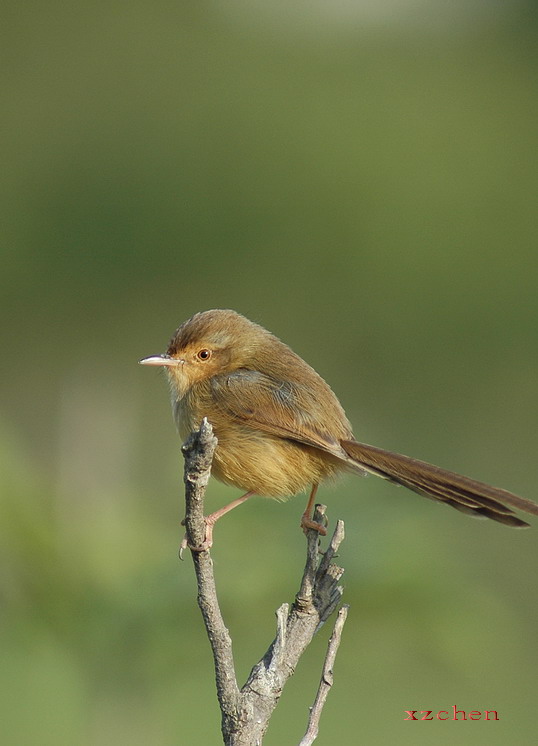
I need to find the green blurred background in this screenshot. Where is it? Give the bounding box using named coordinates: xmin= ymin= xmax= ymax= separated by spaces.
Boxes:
xmin=2 ymin=2 xmax=538 ymax=744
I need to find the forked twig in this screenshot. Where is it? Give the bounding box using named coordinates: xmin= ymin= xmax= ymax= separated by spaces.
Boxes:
xmin=181 ymin=419 xmax=349 ymax=745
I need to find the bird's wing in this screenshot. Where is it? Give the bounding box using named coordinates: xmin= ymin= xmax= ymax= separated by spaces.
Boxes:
xmin=209 ymin=369 xmax=346 ymax=456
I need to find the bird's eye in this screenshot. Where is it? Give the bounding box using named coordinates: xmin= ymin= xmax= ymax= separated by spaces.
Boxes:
xmin=197 ymin=349 xmax=212 ymax=361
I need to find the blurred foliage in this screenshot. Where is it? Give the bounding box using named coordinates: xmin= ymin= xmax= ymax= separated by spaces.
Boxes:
xmin=1 ymin=2 xmax=538 ymax=744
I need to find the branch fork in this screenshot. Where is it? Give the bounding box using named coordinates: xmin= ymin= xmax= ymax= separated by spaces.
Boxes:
xmin=181 ymin=418 xmax=349 ymax=745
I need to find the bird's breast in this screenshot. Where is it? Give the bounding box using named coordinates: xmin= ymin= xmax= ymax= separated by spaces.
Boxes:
xmin=210 ymin=423 xmax=344 ymax=497
xmin=172 ymin=390 xmax=344 ymax=497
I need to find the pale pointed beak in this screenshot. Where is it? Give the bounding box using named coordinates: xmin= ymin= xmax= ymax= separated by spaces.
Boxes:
xmin=138 ymin=355 xmax=184 ymax=367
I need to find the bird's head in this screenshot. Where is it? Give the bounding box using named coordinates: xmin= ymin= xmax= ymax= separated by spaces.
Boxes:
xmin=139 ymin=309 xmax=271 ymax=396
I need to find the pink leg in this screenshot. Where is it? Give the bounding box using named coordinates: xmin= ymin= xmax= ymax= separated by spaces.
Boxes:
xmin=182 ymin=491 xmax=256 ymax=553
xmin=300 ymin=483 xmax=327 ymax=535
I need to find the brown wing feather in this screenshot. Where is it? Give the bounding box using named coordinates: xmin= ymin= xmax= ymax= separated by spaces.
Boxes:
xmin=209 ymin=370 xmax=350 ymax=455
xmin=207 ymin=371 xmax=538 ymax=527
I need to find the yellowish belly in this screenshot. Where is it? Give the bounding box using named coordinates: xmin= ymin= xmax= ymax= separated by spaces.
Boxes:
xmin=173 ymin=392 xmax=344 ymax=498
xmin=211 ymin=426 xmax=343 ymax=497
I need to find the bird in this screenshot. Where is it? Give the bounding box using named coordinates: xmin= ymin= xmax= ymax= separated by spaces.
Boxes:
xmin=140 ymin=309 xmax=538 ymax=548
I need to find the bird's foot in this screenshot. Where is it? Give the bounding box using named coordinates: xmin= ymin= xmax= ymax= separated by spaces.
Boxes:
xmin=179 ymin=491 xmax=256 ymax=558
xmin=300 ymin=512 xmax=328 ymax=536
xmin=179 ymin=516 xmax=216 ymax=558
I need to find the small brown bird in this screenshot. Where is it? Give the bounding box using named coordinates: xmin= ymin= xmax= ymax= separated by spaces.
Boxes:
xmin=140 ymin=309 xmax=538 ymax=548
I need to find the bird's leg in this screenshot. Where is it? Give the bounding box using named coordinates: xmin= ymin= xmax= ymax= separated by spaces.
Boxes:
xmin=181 ymin=491 xmax=256 ymax=555
xmin=300 ymin=483 xmax=327 ymax=535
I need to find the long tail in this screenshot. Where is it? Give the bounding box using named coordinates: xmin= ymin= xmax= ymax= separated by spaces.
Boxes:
xmin=340 ymin=440 xmax=538 ymax=527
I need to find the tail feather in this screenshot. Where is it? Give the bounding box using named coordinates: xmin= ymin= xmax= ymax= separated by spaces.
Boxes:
xmin=340 ymin=440 xmax=538 ymax=528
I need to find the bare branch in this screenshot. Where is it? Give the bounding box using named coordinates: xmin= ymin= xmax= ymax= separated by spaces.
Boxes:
xmin=181 ymin=421 xmax=349 ymax=745
xmin=181 ymin=419 xmax=241 ymax=734
xmin=299 ymin=605 xmax=350 ymax=746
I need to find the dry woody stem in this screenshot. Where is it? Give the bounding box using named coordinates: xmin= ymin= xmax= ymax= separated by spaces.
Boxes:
xmin=299 ymin=605 xmax=350 ymax=746
xmin=181 ymin=419 xmax=349 ymax=745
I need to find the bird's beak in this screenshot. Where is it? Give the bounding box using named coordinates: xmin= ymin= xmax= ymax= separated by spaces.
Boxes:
xmin=139 ymin=355 xmax=184 ymax=367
